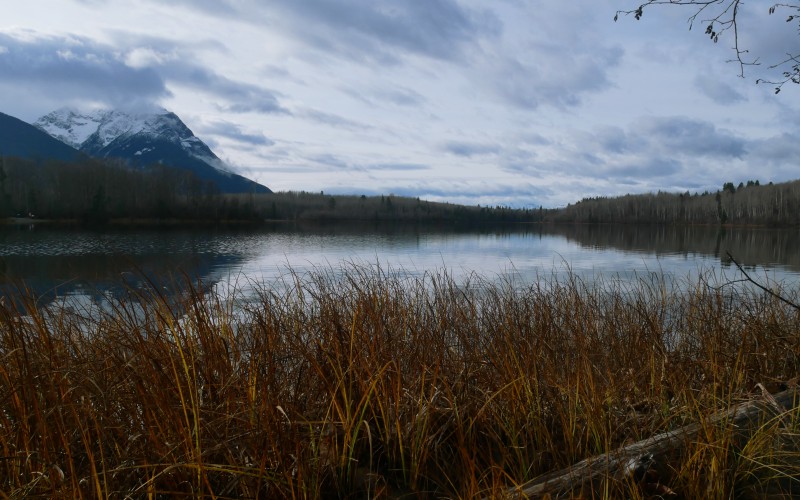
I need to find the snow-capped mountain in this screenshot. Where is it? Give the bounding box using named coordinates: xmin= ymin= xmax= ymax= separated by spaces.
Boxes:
xmin=34 ymin=108 xmax=270 ymax=194
xmin=32 ymin=108 xmax=104 ymax=149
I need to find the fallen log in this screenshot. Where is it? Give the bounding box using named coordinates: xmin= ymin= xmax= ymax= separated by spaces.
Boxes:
xmin=496 ymin=385 xmax=800 ymax=499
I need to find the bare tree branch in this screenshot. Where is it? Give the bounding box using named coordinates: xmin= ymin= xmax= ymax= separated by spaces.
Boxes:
xmin=616 ymin=1 xmax=800 ymax=91
xmin=725 ymin=251 xmax=800 ymax=311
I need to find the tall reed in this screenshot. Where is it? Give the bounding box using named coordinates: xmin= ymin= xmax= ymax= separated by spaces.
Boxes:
xmin=0 ymin=265 xmax=798 ymax=498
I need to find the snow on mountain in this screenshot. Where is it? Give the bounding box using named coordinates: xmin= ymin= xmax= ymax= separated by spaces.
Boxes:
xmin=33 ymin=108 xmax=270 ymax=194
xmin=34 ymin=108 xmax=233 ymax=175
xmin=34 ymin=108 xmax=105 ymax=149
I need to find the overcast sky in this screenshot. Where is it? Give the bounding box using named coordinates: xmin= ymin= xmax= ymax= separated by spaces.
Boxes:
xmin=1 ymin=1 xmax=798 ymax=207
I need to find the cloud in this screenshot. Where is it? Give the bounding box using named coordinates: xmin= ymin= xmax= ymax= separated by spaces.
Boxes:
xmin=112 ymin=31 xmax=289 ymax=114
xmin=275 ymin=0 xmax=497 ymax=63
xmin=472 ymin=3 xmax=625 ymax=111
xmin=590 ymin=126 xmax=630 ymax=154
xmin=733 ymin=3 xmax=799 ymax=80
xmin=634 ymin=116 xmax=746 ymax=158
xmin=748 ymin=133 xmax=800 ymax=165
xmin=161 ymin=62 xmax=288 ymax=114
xmin=694 ymin=75 xmax=746 ymax=104
xmin=364 ymin=162 xmax=430 ymax=172
xmin=344 ymin=85 xmax=427 ymax=108
xmin=382 ymin=181 xmax=553 ymax=207
xmin=0 ymin=32 xmax=170 ymax=109
xmin=487 ymin=45 xmax=624 ymax=110
xmin=297 ymin=108 xmax=371 ymax=130
xmin=309 ymin=153 xmax=430 ymax=173
xmin=605 ymin=157 xmax=683 ymax=178
xmin=493 ymin=114 xmax=752 ymax=202
xmin=309 ymin=153 xmax=351 ymax=170
xmin=443 ymin=141 xmax=500 ymax=157
xmin=165 ymin=0 xmax=500 ymax=65
xmin=0 ymin=30 xmax=289 ymax=117
xmin=201 ymin=121 xmax=275 ymax=146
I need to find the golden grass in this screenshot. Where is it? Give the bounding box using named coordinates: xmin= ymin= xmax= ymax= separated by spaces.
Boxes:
xmin=0 ymin=266 xmax=799 ymax=498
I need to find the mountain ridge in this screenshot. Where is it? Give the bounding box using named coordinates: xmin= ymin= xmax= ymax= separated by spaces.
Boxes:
xmin=0 ymin=111 xmax=82 ymax=162
xmin=32 ymin=108 xmax=270 ymax=194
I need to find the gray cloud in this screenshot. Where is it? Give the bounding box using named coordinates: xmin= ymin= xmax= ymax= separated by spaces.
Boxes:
xmin=590 ymin=126 xmax=629 ymax=154
xmin=344 ymin=85 xmax=427 ymax=108
xmin=0 ymin=32 xmax=169 ymax=109
xmin=308 ymin=153 xmax=430 ymax=173
xmin=273 ymin=0 xmax=494 ymax=63
xmin=518 ymin=132 xmax=551 ymax=146
xmin=469 ymin=3 xmax=628 ymax=111
xmin=634 ymin=116 xmax=746 ymax=158
xmin=386 ymin=182 xmax=552 ymax=204
xmin=734 ymin=3 xmax=799 ymax=82
xmin=374 ymin=86 xmax=427 ymax=107
xmin=317 ymin=183 xmax=550 ymax=209
xmin=496 ymin=115 xmax=749 ymax=198
xmin=201 ymin=121 xmax=275 ymax=146
xmin=297 ymin=108 xmax=371 ymax=130
xmin=118 ymin=34 xmax=288 ymax=114
xmin=165 ymin=0 xmax=499 ymax=65
xmin=0 ymin=30 xmax=289 ymax=117
xmin=162 ymin=63 xmax=288 ymax=114
xmin=748 ymin=133 xmax=800 ymax=165
xmin=605 ymin=157 xmax=683 ymax=178
xmin=489 ymin=44 xmax=624 ymax=110
xmin=364 ymin=162 xmax=430 ymax=172
xmin=443 ymin=141 xmax=500 ymax=157
xmin=310 ymin=153 xmax=350 ymax=170
xmin=694 ymin=75 xmax=746 ymax=104
xmin=111 ymin=33 xmax=289 ymax=114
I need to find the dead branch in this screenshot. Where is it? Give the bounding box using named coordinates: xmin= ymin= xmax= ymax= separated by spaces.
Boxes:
xmin=493 ymin=386 xmax=800 ymax=499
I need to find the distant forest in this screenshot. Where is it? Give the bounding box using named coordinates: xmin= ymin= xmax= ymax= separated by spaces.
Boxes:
xmin=0 ymin=155 xmax=228 ymax=223
xmin=0 ymin=155 xmax=536 ymax=224
xmin=2 ymin=154 xmax=800 ymax=226
xmin=551 ymin=180 xmax=800 ymax=226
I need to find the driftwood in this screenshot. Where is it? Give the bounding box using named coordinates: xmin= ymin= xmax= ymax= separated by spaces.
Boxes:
xmin=496 ymin=385 xmax=800 ymax=499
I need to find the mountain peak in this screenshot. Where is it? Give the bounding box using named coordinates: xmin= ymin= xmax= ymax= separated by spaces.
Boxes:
xmin=32 ymin=107 xmax=270 ymax=194
xmin=35 ymin=108 xmax=105 ymax=149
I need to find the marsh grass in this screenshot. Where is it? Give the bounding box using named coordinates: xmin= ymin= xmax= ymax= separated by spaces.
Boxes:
xmin=1 ymin=265 xmax=799 ymax=498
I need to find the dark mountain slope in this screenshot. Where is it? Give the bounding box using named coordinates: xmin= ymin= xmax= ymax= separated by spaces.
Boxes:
xmin=0 ymin=111 xmax=81 ymax=162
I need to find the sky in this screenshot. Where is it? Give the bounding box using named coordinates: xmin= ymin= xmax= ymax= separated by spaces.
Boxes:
xmin=0 ymin=0 xmax=798 ymax=208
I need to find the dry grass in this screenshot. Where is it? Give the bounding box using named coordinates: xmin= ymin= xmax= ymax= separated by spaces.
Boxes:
xmin=1 ymin=265 xmax=799 ymax=498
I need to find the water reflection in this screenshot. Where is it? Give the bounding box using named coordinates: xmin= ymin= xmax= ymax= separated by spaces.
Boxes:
xmin=542 ymin=224 xmax=800 ymax=272
xmin=0 ymin=226 xmax=249 ymax=306
xmin=1 ymin=222 xmax=798 ymax=309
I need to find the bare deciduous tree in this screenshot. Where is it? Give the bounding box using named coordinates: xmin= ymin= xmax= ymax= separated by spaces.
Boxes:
xmin=616 ymin=1 xmax=800 ymax=93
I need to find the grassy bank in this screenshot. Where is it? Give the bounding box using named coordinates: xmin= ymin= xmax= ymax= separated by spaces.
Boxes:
xmin=1 ymin=267 xmax=799 ymax=498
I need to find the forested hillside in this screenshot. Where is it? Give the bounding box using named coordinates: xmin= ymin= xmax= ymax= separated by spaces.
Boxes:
xmin=229 ymin=190 xmax=540 ymax=223
xmin=5 ymin=152 xmax=800 ymax=227
xmin=0 ymin=155 xmax=237 ymax=223
xmin=551 ymin=180 xmax=800 ymax=226
xmin=0 ymin=155 xmax=540 ymax=224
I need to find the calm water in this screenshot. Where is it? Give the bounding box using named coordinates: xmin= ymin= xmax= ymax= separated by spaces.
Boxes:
xmin=1 ymin=222 xmax=799 ymax=306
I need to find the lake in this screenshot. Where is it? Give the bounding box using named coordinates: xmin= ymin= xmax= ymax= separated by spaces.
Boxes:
xmin=1 ymin=221 xmax=799 ymax=307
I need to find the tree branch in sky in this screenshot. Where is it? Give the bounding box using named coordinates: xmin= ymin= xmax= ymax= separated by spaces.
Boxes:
xmin=616 ymin=1 xmax=800 ymax=93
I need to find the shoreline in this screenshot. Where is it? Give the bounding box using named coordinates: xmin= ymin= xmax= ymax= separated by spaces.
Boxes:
xmin=2 ymin=216 xmax=797 ymax=229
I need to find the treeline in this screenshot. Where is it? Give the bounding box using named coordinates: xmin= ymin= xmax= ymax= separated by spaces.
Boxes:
xmin=228 ymin=191 xmax=542 ymax=223
xmin=0 ymin=155 xmax=542 ymax=225
xmin=0 ymin=155 xmax=260 ymax=223
xmin=10 ymin=152 xmax=799 ymax=227
xmin=551 ymin=179 xmax=800 ymax=225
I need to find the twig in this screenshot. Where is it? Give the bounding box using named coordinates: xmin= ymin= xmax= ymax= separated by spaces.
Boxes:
xmin=725 ymin=251 xmax=800 ymax=311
